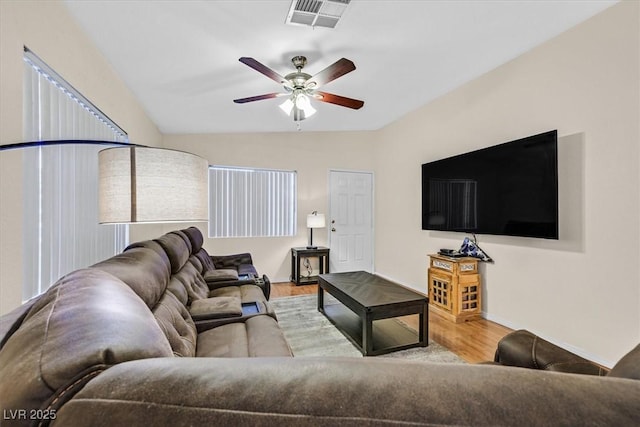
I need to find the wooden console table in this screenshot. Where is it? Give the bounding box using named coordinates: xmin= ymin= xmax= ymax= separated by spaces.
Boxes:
xmin=427 ymin=254 xmax=481 ymax=323
xmin=291 ymin=246 xmax=330 ymax=285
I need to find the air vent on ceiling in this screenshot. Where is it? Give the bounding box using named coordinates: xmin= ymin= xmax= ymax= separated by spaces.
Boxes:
xmin=286 ymin=0 xmax=351 ymax=29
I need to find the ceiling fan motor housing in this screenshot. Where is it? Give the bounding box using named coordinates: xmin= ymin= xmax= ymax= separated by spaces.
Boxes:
xmin=291 ymin=55 xmax=307 ymax=70
xmin=285 ymin=56 xmax=312 ymax=89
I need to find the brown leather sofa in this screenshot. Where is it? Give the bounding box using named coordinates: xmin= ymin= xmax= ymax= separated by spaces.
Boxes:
xmin=183 ymin=226 xmax=271 ymax=300
xmin=1 ymin=229 xmax=639 ymax=426
xmin=492 ymin=329 xmax=612 ymax=375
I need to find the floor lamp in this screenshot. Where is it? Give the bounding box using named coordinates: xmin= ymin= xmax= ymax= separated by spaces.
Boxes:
xmin=98 ymin=146 xmax=208 ymax=224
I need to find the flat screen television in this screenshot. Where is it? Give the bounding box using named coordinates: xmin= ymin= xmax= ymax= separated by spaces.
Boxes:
xmin=421 ymin=130 xmax=558 ymax=239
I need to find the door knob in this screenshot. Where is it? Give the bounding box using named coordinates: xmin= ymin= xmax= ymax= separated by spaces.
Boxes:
xmin=331 ymin=228 xmax=336 ymax=232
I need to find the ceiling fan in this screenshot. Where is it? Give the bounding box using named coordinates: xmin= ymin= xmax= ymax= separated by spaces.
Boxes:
xmin=233 ymin=56 xmax=364 ymax=121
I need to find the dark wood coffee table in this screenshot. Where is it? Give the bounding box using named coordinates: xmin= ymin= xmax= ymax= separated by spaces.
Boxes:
xmin=317 ymin=271 xmax=428 ymax=356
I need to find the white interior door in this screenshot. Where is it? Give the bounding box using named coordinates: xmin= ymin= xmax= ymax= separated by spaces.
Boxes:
xmin=329 ymin=170 xmax=374 ymax=273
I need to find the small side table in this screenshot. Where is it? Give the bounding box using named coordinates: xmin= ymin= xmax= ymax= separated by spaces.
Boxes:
xmin=291 ymin=247 xmax=330 ymax=285
xmin=427 ymin=254 xmax=482 ymax=323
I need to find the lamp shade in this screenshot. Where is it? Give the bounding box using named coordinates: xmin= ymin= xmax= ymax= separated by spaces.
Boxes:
xmin=306 ymin=213 xmax=326 ymax=229
xmin=98 ymin=146 xmax=208 ymax=224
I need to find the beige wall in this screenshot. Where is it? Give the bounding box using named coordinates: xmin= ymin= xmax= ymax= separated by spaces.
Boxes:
xmin=162 ymin=132 xmax=376 ymax=282
xmin=374 ymin=0 xmax=639 ymax=367
xmin=0 ymin=1 xmax=162 ymax=314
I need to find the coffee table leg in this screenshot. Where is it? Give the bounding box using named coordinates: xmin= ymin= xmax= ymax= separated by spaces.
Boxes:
xmin=317 ymin=284 xmax=324 ymax=313
xmin=363 ymin=311 xmax=373 ymax=356
xmin=420 ymin=302 xmax=428 ymax=347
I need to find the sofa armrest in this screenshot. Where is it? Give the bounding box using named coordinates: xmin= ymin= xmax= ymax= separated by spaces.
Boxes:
xmin=53 ymin=357 xmax=638 ymax=426
xmin=494 ymin=329 xmax=607 ymax=376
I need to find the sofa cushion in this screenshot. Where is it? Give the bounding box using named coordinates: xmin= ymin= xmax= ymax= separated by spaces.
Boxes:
xmin=209 ymin=284 xmax=267 ymax=304
xmin=204 ymin=269 xmax=239 ymax=282
xmin=211 ymin=253 xmax=253 ymax=270
xmin=189 ymin=297 xmax=242 ymax=320
xmin=608 ymin=343 xmax=640 ymax=380
xmin=174 ymin=262 xmax=210 ymax=303
xmin=166 ymin=275 xmax=190 ymax=306
xmin=181 ymin=226 xmax=204 ymax=252
xmin=155 ymin=232 xmax=191 ymax=274
xmin=196 ymin=323 xmax=249 ymax=357
xmin=196 ymin=315 xmax=292 ymax=357
xmin=194 ymin=248 xmax=217 ymax=272
xmin=153 ymin=291 xmax=197 ymax=357
xmin=0 ymin=269 xmax=173 ymax=415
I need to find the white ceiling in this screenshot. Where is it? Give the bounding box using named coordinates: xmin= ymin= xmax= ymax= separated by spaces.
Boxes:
xmin=63 ymin=0 xmax=616 ymax=134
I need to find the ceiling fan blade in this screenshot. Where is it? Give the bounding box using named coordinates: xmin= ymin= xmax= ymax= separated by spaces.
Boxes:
xmin=306 ymin=58 xmax=356 ymax=88
xmin=233 ymin=93 xmax=282 ymax=104
xmin=239 ymin=57 xmax=286 ymax=84
xmin=315 ymin=91 xmax=364 ymax=110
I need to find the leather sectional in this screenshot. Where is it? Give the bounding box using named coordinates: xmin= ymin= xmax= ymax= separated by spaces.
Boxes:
xmin=1 ymin=228 xmax=638 ymax=426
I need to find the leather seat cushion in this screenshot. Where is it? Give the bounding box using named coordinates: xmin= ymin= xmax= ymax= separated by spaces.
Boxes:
xmin=196 ymin=315 xmax=291 ymax=357
xmin=209 ymin=284 xmax=267 ymax=304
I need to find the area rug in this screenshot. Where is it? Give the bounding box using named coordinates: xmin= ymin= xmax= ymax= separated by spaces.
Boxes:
xmin=271 ymin=294 xmax=465 ymax=363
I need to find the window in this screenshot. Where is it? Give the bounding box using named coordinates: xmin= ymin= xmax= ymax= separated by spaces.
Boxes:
xmin=22 ymin=48 xmax=128 ymax=300
xmin=209 ymin=166 xmax=297 ymax=238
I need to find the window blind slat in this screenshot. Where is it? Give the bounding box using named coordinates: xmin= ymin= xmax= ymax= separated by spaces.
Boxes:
xmin=208 ymin=166 xmax=297 ymax=238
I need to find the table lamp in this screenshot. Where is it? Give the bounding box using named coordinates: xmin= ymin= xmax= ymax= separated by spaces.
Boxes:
xmin=306 ymin=211 xmax=326 ymax=249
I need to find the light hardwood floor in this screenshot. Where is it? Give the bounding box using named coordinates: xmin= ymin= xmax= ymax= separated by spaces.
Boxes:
xmin=271 ymin=281 xmax=513 ymax=363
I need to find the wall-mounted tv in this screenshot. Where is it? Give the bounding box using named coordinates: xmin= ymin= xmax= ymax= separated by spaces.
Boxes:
xmin=421 ymin=130 xmax=558 ymax=239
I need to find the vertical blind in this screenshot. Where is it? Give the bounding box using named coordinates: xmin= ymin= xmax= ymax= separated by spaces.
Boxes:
xmin=22 ymin=48 xmax=128 ymax=301
xmin=209 ymin=166 xmax=297 ymax=238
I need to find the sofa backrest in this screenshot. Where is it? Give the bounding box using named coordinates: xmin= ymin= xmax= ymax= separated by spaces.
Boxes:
xmin=181 ymin=226 xmax=204 ymax=253
xmin=172 ymin=261 xmax=210 ymax=303
xmin=0 ymin=269 xmax=173 ymax=416
xmin=92 ymin=241 xmax=171 ymax=309
xmin=155 ymin=231 xmax=192 ymax=274
xmin=149 ymin=229 xmax=212 ymax=304
xmin=181 ymin=226 xmax=218 ymax=273
xmin=153 ymin=290 xmax=198 ymax=357
xmin=95 ymin=235 xmax=200 ymax=357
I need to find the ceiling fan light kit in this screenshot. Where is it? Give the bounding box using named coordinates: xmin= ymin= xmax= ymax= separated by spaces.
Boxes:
xmin=234 ymin=55 xmax=363 ymax=122
xmin=280 ymin=90 xmax=317 ymax=120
